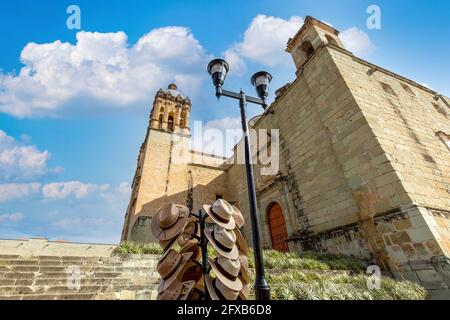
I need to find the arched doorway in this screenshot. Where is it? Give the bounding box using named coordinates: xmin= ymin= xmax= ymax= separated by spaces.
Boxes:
xmin=267 ymin=203 xmax=289 ymax=252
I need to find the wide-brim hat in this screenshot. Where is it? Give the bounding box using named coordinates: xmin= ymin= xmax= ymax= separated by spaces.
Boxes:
xmin=157 ymin=280 xmax=196 ymax=301
xmin=177 ymin=217 xmax=199 ymax=247
xmin=203 ymin=199 xmax=236 ymax=230
xmin=205 ymin=275 xmax=239 ymax=301
xmin=158 ymin=251 xmax=193 ymax=293
xmin=159 ymin=235 xmax=179 ymax=253
xmin=239 ymin=284 xmax=250 ymax=300
xmin=232 ymin=205 xmax=245 ymax=229
xmin=238 ymin=253 xmax=250 ymax=284
xmin=151 ymin=203 xmax=190 ymax=241
xmin=235 ymin=228 xmax=249 ymax=255
xmin=205 ymin=228 xmax=239 ymax=259
xmin=180 ymin=239 xmax=202 ymax=261
xmin=209 ymin=258 xmax=243 ymax=292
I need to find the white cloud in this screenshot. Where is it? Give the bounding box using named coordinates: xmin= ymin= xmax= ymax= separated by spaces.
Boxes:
xmin=0 ymin=212 xmax=25 ymax=223
xmin=224 ymin=15 xmax=375 ymax=72
xmin=0 ymin=130 xmax=50 ymax=181
xmin=42 ymin=181 xmax=108 ymax=200
xmin=0 ymin=183 xmax=41 ymax=202
xmin=0 ymin=27 xmax=209 ymax=118
xmin=225 ymin=15 xmax=304 ymax=71
xmin=340 ymin=27 xmax=374 ymax=55
xmin=191 ymin=117 xmax=242 ymax=157
xmin=99 ymin=182 xmax=131 ymax=210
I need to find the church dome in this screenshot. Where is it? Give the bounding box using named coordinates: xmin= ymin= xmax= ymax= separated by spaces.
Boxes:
xmin=164 ymin=83 xmax=184 ymax=99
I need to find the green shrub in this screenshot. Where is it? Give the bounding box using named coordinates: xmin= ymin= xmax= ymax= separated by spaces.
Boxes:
xmin=247 ymin=250 xmax=365 ymax=272
xmin=112 ymin=241 xmax=163 ymax=256
xmin=255 ymin=270 xmax=427 ymax=300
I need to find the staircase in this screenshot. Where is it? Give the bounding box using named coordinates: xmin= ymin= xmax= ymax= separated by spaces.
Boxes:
xmin=0 ymin=254 xmax=160 ymax=300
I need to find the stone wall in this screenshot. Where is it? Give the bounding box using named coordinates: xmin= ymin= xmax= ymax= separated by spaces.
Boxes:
xmin=0 ymin=238 xmax=116 ymax=257
xmin=123 ymin=128 xmax=229 ymax=242
xmin=0 ymin=239 xmax=159 ymax=300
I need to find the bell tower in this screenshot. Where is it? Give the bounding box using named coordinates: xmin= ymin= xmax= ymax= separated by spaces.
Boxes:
xmin=149 ymin=83 xmax=191 ymax=135
xmin=286 ymin=16 xmax=345 ymax=72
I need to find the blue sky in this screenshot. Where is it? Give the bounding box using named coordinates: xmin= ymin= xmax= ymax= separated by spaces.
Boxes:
xmin=1 ymin=0 xmax=449 ymax=243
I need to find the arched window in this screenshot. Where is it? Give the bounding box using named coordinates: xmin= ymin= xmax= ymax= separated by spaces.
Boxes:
xmin=168 ymin=112 xmax=175 ymax=132
xmin=301 ymin=41 xmax=315 ymax=60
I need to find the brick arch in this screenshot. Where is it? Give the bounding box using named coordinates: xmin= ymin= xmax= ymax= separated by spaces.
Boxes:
xmin=267 ymin=202 xmax=289 ymax=252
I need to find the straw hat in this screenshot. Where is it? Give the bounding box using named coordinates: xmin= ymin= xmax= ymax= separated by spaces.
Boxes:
xmin=180 ymin=239 xmax=202 ymax=262
xmin=205 ymin=275 xmax=240 ymax=301
xmin=209 ymin=256 xmax=243 ymax=291
xmin=177 ymin=217 xmax=199 ymax=247
xmin=205 ymin=227 xmax=239 ymax=259
xmin=235 ymin=228 xmax=249 ymax=255
xmin=157 ymin=280 xmax=196 ymax=301
xmin=203 ymin=199 xmax=236 ymax=230
xmin=232 ymin=205 xmax=245 ymax=229
xmin=151 ymin=203 xmax=190 ymax=241
xmin=157 ymin=249 xmax=193 ymax=292
xmin=239 ymin=284 xmax=250 ymax=300
xmin=238 ymin=253 xmax=250 ymax=284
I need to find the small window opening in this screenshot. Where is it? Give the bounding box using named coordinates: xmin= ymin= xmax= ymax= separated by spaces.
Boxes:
xmin=401 ymin=83 xmax=415 ymax=96
xmin=380 ymin=82 xmax=397 ymax=96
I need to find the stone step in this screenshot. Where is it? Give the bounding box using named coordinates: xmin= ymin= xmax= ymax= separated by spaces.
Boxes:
xmin=0 ymin=283 xmax=157 ymax=295
xmin=0 ymin=255 xmax=159 ymax=262
xmin=0 ymin=255 xmax=20 ymax=260
xmin=1 ymin=265 xmax=157 ymax=274
xmin=0 ymin=293 xmax=98 ymax=300
xmin=0 ymin=260 xmax=123 ymax=267
xmin=0 ymin=277 xmax=159 ymax=287
xmin=1 ymin=271 xmax=160 ymax=281
xmin=0 ymin=288 xmax=158 ymax=300
xmin=1 ymin=271 xmax=120 ymax=280
xmin=0 ymin=259 xmax=157 ymax=268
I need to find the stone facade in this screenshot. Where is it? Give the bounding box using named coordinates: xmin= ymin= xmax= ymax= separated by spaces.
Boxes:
xmin=121 ymin=17 xmax=450 ymax=297
xmin=121 ymin=84 xmax=228 ymax=242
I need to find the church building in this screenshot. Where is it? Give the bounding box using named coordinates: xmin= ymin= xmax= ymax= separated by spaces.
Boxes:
xmin=121 ymin=16 xmax=450 ymax=296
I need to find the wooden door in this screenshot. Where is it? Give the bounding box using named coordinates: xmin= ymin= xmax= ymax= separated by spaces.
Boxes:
xmin=268 ymin=203 xmax=289 ymax=252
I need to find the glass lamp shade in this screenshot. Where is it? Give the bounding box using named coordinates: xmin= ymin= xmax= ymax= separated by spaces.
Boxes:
xmin=251 ymin=71 xmax=273 ymax=101
xmin=207 ymin=59 xmax=229 ymax=88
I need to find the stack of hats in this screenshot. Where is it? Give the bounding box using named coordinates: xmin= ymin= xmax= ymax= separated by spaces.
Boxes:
xmin=151 ymin=203 xmax=203 ymax=300
xmin=203 ymin=199 xmax=250 ymax=300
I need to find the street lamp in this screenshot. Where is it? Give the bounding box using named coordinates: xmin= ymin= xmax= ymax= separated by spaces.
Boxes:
xmin=207 ymin=58 xmax=272 ymax=300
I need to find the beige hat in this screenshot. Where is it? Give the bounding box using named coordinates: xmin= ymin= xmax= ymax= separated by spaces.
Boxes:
xmin=203 ymin=199 xmax=236 ymax=230
xmin=239 ymin=284 xmax=250 ymax=300
xmin=180 ymin=239 xmax=202 ymax=262
xmin=232 ymin=205 xmax=245 ymax=229
xmin=157 ymin=280 xmax=196 ymax=300
xmin=205 ymin=227 xmax=239 ymax=259
xmin=177 ymin=217 xmax=199 ymax=247
xmin=205 ymin=275 xmax=240 ymax=301
xmin=235 ymin=228 xmax=249 ymax=256
xmin=157 ymin=249 xmax=193 ymax=292
xmin=209 ymin=256 xmax=243 ymax=292
xmin=238 ymin=253 xmax=250 ymax=285
xmin=151 ymin=203 xmax=190 ymax=241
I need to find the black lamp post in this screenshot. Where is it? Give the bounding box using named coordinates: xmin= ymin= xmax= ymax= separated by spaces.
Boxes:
xmin=207 ymin=58 xmax=272 ymax=300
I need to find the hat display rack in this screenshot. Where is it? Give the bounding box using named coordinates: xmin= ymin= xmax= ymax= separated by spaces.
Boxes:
xmin=150 ymin=199 xmax=250 ymax=301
